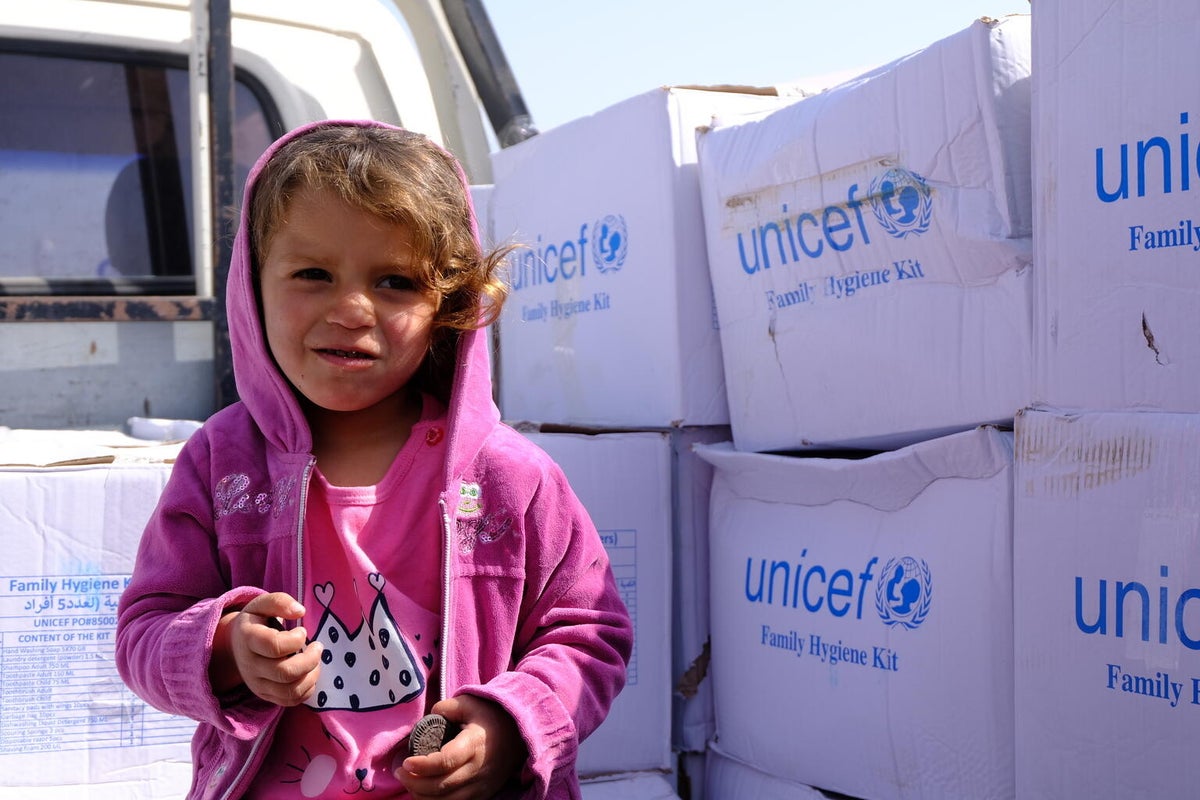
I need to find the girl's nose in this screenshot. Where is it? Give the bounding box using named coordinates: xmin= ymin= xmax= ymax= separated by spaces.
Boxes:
xmin=327 ymin=289 xmax=375 ymax=328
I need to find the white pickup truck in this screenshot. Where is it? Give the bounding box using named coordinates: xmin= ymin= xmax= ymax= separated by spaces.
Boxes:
xmin=0 ymin=0 xmax=530 ymax=428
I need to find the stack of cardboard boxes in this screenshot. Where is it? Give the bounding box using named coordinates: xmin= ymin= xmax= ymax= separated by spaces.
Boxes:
xmin=685 ymin=4 xmax=1200 ymax=797
xmin=0 ymin=430 xmax=192 ymax=798
xmin=487 ymin=86 xmax=794 ymax=798
xmin=493 ymin=14 xmax=1174 ymax=798
xmin=487 ymin=28 xmax=1037 ymax=794
xmin=1016 ymin=2 xmax=1200 ymax=796
xmin=691 ymin=16 xmax=1031 ymax=800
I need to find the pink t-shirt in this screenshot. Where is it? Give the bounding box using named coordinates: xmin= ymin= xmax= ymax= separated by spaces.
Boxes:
xmin=246 ymin=400 xmax=447 ymax=798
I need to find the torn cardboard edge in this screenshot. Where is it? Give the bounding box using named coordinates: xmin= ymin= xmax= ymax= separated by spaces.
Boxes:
xmin=697 ymin=425 xmax=1014 ymax=512
xmin=0 ymin=427 xmax=185 ymax=468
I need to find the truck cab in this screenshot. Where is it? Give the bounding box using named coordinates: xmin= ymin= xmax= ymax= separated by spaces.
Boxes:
xmin=0 ymin=0 xmax=513 ymax=428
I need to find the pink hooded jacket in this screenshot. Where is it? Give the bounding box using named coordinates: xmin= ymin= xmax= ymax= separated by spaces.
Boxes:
xmin=115 ymin=120 xmax=633 ymax=800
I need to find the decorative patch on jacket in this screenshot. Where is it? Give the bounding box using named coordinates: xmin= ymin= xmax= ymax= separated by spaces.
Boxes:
xmin=457 ymin=482 xmax=482 ymax=515
xmin=214 ymin=472 xmax=296 ymax=519
xmin=453 ymin=481 xmax=513 ymax=553
xmin=305 ymin=574 xmax=424 ymax=712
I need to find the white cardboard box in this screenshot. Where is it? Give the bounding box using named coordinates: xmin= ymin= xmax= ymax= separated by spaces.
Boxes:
xmin=698 ymin=427 xmax=1015 ymax=799
xmin=698 ymin=16 xmax=1032 ymax=451
xmin=670 ymin=427 xmax=728 ymax=755
xmin=1033 ymin=2 xmax=1200 ymax=412
xmin=1014 ymin=409 xmax=1200 ymax=798
xmin=580 ymin=772 xmax=680 ymax=800
xmin=705 ymin=745 xmax=827 ymax=800
xmin=528 ymin=427 xmax=726 ymax=761
xmin=492 ymin=86 xmax=790 ymax=429
xmin=0 ymin=429 xmax=192 ymax=799
xmin=522 ymin=431 xmax=674 ymax=776
xmin=469 ymin=184 xmax=493 ymax=242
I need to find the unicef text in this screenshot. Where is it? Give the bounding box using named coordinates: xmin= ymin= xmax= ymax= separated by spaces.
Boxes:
xmin=742 ymin=551 xmax=933 ymax=677
xmin=729 ymin=167 xmax=934 ymax=314
xmin=1095 ymin=111 xmax=1200 ymax=258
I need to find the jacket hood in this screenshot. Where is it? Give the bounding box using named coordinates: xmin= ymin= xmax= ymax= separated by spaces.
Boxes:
xmin=226 ymin=119 xmax=500 ymax=482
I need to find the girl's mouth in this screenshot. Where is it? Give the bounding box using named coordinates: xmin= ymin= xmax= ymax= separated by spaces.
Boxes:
xmin=319 ymin=348 xmax=374 ymax=360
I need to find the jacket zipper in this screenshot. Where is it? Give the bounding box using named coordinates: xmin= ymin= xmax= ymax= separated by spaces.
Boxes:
xmin=295 ymin=458 xmax=314 ymax=602
xmin=217 ymin=457 xmax=315 ymax=800
xmin=438 ymin=495 xmax=453 ymax=702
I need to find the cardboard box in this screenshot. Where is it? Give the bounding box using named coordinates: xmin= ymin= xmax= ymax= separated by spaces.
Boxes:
xmin=0 ymin=429 xmax=192 ymax=799
xmin=1033 ymin=2 xmax=1200 ymax=412
xmin=697 ymin=16 xmax=1032 ymax=451
xmin=528 ymin=427 xmax=726 ymax=763
xmin=705 ymin=745 xmax=827 ymax=800
xmin=1014 ymin=409 xmax=1200 ymax=798
xmin=469 ymin=184 xmax=494 ymax=247
xmin=523 ymin=431 xmax=675 ymax=775
xmin=491 ymin=86 xmax=790 ymax=429
xmin=670 ymin=427 xmax=727 ymax=754
xmin=698 ymin=427 xmax=1015 ymax=799
xmin=581 ymin=772 xmax=681 ymax=800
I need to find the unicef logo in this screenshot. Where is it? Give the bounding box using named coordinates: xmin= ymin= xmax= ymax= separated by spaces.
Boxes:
xmin=591 ymin=214 xmax=628 ymax=274
xmin=874 ymin=556 xmax=932 ymax=629
xmin=869 ymin=167 xmax=932 ymax=240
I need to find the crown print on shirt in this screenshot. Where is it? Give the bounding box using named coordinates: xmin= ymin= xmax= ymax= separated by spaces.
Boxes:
xmin=305 ymin=573 xmax=425 ymax=712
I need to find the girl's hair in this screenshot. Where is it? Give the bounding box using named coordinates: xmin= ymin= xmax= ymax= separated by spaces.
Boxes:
xmin=249 ymin=124 xmax=510 ymax=401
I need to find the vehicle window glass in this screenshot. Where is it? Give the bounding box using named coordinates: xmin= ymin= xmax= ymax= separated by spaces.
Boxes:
xmin=0 ymin=50 xmax=275 ymax=294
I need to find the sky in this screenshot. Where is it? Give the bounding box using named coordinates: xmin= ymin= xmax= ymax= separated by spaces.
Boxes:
xmin=486 ymin=0 xmax=1031 ymax=133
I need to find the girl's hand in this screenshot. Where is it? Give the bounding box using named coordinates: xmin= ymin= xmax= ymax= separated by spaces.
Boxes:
xmin=210 ymin=591 xmax=322 ymax=706
xmin=397 ymin=694 xmax=528 ymax=800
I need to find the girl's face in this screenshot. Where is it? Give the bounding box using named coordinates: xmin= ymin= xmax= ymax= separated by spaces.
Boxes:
xmin=258 ymin=185 xmax=438 ymax=419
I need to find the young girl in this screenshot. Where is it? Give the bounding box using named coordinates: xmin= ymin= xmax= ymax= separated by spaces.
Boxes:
xmin=116 ymin=120 xmax=633 ymax=800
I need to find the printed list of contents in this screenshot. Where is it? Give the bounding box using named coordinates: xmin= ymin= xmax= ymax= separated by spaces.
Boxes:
xmin=0 ymin=573 xmax=194 ymax=754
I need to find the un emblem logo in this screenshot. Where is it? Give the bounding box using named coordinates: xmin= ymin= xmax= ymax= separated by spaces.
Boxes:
xmin=875 ymin=556 xmax=932 ymax=629
xmin=869 ymin=167 xmax=932 ymax=239
xmin=591 ymin=214 xmax=628 ymax=274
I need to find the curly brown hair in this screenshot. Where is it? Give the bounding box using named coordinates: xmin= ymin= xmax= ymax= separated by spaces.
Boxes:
xmin=249 ymin=124 xmax=510 ymax=402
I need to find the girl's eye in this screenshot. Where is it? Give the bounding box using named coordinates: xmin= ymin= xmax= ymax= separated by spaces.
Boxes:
xmin=379 ymin=274 xmax=417 ymax=291
xmin=294 ymin=267 xmax=331 ymax=282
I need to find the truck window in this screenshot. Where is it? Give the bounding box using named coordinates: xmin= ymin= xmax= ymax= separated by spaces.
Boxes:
xmin=0 ymin=46 xmax=278 ymax=298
